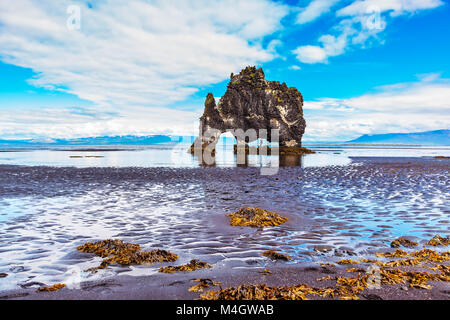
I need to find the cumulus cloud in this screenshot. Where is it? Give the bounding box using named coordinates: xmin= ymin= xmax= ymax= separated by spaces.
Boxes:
xmin=0 ymin=0 xmax=289 ymax=138
xmin=0 ymin=104 xmax=202 ymax=139
xmin=337 ymin=0 xmax=444 ymax=17
xmin=292 ymin=45 xmax=328 ymax=64
xmin=296 ymin=0 xmax=341 ymax=24
xmin=293 ymin=0 xmax=443 ymax=64
xmin=303 ymin=74 xmax=450 ymax=141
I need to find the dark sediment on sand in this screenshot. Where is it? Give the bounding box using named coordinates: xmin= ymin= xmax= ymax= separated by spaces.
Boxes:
xmin=2 ymin=262 xmax=449 ymax=300
xmin=0 ymin=157 xmax=448 ymax=300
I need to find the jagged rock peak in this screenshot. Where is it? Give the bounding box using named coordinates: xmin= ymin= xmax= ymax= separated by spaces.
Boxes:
xmin=191 ymin=66 xmax=307 ymax=150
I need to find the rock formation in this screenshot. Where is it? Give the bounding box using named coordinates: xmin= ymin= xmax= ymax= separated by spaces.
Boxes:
xmin=190 ymin=66 xmax=309 ymax=153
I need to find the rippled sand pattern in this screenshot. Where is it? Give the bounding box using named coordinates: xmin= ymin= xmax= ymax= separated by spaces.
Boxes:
xmin=0 ymin=157 xmax=448 ymax=290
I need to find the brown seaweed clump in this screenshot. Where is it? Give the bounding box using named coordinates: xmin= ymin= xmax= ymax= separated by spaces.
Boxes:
xmin=337 ymin=259 xmax=360 ymax=265
xmin=77 ymin=239 xmax=178 ymax=270
xmin=200 ymin=276 xmax=368 ymax=301
xmin=159 ymin=259 xmax=212 ymax=273
xmin=36 ymin=283 xmax=66 ymax=293
xmin=426 ymin=235 xmax=450 ymax=247
xmin=226 ymin=207 xmax=288 ymax=228
xmin=390 ymin=237 xmax=418 ymax=248
xmin=375 ymin=249 xmax=410 ymax=258
xmin=198 ymin=236 xmax=450 ymax=300
xmin=261 ymin=250 xmax=291 ymax=261
xmin=189 ymin=278 xmax=221 ymax=293
xmin=201 ymin=283 xmax=318 ymax=300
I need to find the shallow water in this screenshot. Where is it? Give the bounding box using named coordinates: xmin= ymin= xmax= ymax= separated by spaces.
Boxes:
xmin=0 ymin=143 xmax=449 ymax=168
xmin=0 ymin=156 xmax=448 ymax=291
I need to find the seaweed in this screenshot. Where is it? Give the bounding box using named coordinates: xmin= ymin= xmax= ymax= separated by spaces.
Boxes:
xmin=77 ymin=239 xmax=178 ymax=270
xmin=198 ymin=236 xmax=450 ymax=300
xmin=426 ymin=234 xmax=450 ymax=246
xmin=337 ymin=259 xmax=360 ymax=265
xmin=261 ymin=250 xmax=291 ymax=261
xmin=375 ymin=249 xmax=409 ymax=258
xmin=200 ymin=283 xmax=315 ymax=300
xmin=345 ymin=268 xmax=366 ymax=273
xmin=411 ymin=249 xmax=449 ymax=262
xmin=390 ymin=237 xmax=418 ymax=248
xmin=316 ymin=275 xmax=335 ymax=281
xmin=36 ymin=283 xmax=66 ymax=293
xmin=259 ymin=268 xmax=272 ymax=275
xmin=200 ymin=277 xmax=367 ymax=301
xmin=226 ymin=207 xmax=288 ymax=228
xmin=159 ymin=259 xmax=212 ymax=273
xmin=189 ymin=278 xmax=221 ymax=293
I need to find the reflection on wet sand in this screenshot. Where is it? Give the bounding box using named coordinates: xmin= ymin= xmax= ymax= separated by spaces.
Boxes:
xmin=0 ymin=157 xmax=448 ymax=291
xmin=279 ymin=154 xmax=302 ymax=167
xmin=193 ymin=152 xmax=304 ymax=168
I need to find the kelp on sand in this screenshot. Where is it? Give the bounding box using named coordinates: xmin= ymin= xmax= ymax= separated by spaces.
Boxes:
xmin=77 ymin=239 xmax=178 ymax=271
xmin=159 ymin=259 xmax=212 ymax=273
xmin=199 ymin=235 xmax=449 ymax=300
xmin=261 ymin=250 xmax=291 ymax=261
xmin=226 ymin=207 xmax=288 ymax=228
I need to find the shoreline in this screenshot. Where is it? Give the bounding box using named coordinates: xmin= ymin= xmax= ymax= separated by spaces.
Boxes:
xmin=1 ymin=256 xmax=448 ymax=300
xmin=0 ymin=156 xmax=448 ymax=300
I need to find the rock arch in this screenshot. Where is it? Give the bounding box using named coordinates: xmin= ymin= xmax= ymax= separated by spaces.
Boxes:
xmin=189 ymin=66 xmax=310 ymax=154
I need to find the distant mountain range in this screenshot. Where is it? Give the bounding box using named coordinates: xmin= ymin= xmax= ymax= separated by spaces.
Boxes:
xmin=347 ymin=129 xmax=450 ymax=145
xmin=0 ymin=135 xmax=177 ymax=146
xmin=1 ymin=129 xmax=448 ymax=147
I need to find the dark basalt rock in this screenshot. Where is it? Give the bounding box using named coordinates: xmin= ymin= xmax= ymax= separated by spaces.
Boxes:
xmin=190 ymin=66 xmax=308 ymax=152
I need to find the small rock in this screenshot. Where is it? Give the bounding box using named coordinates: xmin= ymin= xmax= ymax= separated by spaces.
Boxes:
xmin=0 ymin=273 xmax=7 ymax=278
xmin=313 ymin=245 xmax=333 ymax=253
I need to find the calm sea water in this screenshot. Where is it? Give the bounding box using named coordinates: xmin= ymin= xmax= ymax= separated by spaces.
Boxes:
xmin=0 ymin=143 xmax=449 ymax=168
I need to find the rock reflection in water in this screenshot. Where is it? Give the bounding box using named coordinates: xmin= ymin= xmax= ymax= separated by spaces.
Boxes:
xmin=193 ymin=152 xmax=304 ymax=168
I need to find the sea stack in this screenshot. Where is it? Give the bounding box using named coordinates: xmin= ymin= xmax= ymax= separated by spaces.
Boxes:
xmin=189 ymin=66 xmax=310 ymax=154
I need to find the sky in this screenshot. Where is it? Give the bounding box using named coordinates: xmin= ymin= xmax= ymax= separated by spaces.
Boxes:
xmin=0 ymin=0 xmax=449 ymax=141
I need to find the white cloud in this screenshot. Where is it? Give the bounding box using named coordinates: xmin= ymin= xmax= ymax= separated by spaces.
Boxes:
xmin=0 ymin=0 xmax=289 ymax=138
xmin=0 ymin=105 xmax=203 ymax=139
xmin=292 ymin=28 xmax=351 ymax=64
xmin=337 ymin=0 xmax=444 ymax=17
xmin=293 ymin=0 xmax=443 ymax=64
xmin=292 ymin=45 xmax=328 ymax=64
xmin=289 ymin=65 xmax=302 ymax=70
xmin=296 ymin=0 xmax=341 ymax=24
xmin=303 ymin=75 xmax=450 ymax=141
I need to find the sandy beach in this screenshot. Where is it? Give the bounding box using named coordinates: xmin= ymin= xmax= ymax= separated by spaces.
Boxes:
xmin=0 ymin=156 xmax=448 ymax=300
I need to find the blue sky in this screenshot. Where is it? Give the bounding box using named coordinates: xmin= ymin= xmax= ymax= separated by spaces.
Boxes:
xmin=0 ymin=0 xmax=449 ymax=141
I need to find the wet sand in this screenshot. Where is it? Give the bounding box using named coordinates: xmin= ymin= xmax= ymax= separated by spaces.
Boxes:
xmin=0 ymin=157 xmax=448 ymax=300
xmin=2 ymin=262 xmax=449 ymax=300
